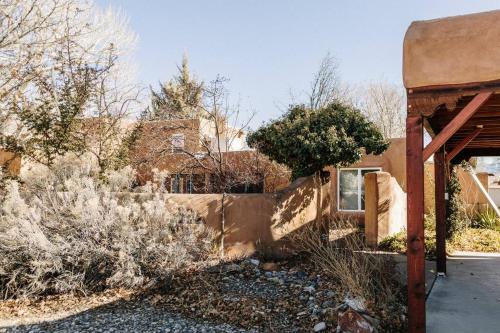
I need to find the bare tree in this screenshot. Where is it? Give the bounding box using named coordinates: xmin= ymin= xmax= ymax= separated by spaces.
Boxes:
xmin=357 ymin=81 xmax=406 ymax=139
xmin=306 ymin=53 xmax=352 ymax=110
xmin=80 ymin=6 xmax=142 ymax=175
xmin=0 ymin=1 xmax=71 ymax=104
xmin=0 ymin=1 xmax=142 ymax=167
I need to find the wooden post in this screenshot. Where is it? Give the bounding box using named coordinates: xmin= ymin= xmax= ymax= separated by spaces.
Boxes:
xmin=406 ymin=115 xmax=426 ymax=333
xmin=434 ymin=146 xmax=447 ymax=275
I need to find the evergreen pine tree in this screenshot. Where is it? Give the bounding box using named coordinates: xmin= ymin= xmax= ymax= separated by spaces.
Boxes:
xmin=147 ymin=54 xmax=203 ymax=120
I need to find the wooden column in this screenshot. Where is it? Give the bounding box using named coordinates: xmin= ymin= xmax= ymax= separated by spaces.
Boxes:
xmin=434 ymin=146 xmax=447 ymax=274
xmin=406 ymin=115 xmax=426 ymax=333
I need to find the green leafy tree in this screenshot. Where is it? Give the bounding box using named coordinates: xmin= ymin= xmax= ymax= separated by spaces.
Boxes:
xmin=146 ymin=55 xmax=203 ymax=120
xmin=247 ymin=103 xmax=389 ymax=179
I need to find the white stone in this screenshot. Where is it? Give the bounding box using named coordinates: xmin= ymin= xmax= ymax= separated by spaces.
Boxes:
xmin=304 ymin=286 xmax=315 ymax=293
xmin=249 ymin=259 xmax=260 ymax=266
xmin=344 ymin=296 xmax=366 ymax=312
xmin=313 ymin=322 xmax=326 ymax=332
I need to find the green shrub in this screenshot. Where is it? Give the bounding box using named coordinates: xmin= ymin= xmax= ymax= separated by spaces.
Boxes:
xmin=472 ymin=208 xmax=500 ymax=231
xmin=379 ymin=214 xmax=436 ymax=259
xmin=446 ymin=167 xmax=468 ymax=239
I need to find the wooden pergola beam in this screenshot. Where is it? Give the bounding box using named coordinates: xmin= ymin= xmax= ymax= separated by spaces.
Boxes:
xmin=445 ymin=126 xmax=483 ymax=164
xmin=422 ymin=92 xmax=492 ymax=162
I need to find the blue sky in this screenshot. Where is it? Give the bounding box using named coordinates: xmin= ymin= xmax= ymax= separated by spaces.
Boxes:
xmin=96 ymin=0 xmax=500 ymax=127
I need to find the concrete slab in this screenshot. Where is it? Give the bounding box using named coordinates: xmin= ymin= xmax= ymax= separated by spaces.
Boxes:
xmin=426 ymin=252 xmax=500 ymax=333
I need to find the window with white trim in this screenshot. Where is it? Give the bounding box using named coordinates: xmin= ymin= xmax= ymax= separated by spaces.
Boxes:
xmin=338 ymin=168 xmax=381 ymax=211
xmin=171 ymin=134 xmax=185 ymax=153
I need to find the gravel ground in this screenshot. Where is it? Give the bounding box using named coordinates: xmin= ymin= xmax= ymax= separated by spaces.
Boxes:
xmin=0 ymin=257 xmax=396 ymax=332
xmin=0 ymin=299 xmax=254 ymax=333
xmin=0 ymin=258 xmax=335 ymax=333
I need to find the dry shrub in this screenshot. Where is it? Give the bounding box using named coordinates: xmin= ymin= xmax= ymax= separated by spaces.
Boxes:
xmin=0 ymin=156 xmax=216 ymax=299
xmin=292 ymin=218 xmax=404 ymax=311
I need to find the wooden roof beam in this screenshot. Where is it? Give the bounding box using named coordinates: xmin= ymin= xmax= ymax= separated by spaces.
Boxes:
xmin=445 ymin=126 xmax=483 ymax=164
xmin=422 ymin=92 xmax=492 ymax=162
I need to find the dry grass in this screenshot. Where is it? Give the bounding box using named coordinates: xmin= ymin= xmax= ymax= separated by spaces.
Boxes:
xmin=380 ymin=213 xmax=500 ymax=256
xmin=292 ymin=218 xmax=405 ymax=312
xmin=449 ymin=228 xmax=500 ymax=253
xmin=0 ymin=156 xmax=216 ymax=299
xmin=379 ymin=213 xmax=437 ymax=260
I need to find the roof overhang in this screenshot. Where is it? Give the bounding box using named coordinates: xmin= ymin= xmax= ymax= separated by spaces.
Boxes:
xmin=404 ymin=10 xmax=500 ymax=162
xmin=403 ymin=10 xmax=500 ymax=89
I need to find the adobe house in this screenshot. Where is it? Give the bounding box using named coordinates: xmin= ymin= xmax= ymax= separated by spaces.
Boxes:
xmin=329 ymin=138 xmax=489 ymax=226
xmin=130 ymin=117 xmax=489 ymax=228
xmin=129 ymin=118 xmax=290 ymax=193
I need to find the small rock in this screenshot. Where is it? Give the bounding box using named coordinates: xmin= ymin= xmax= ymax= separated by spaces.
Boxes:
xmin=296 ymin=271 xmax=308 ymax=279
xmin=326 ymin=291 xmax=336 ymax=298
xmin=322 ymin=300 xmax=333 ymax=308
xmin=344 ymin=296 xmax=366 ymax=312
xmin=304 ymin=286 xmax=315 ymax=293
xmin=262 ymin=262 xmax=279 ymax=271
xmin=249 ymin=259 xmax=260 ymax=266
xmin=337 ymin=308 xmax=376 ymax=333
xmin=313 ymin=321 xmax=326 ymax=332
xmin=224 ymin=263 xmax=243 ymax=273
xmin=323 ymin=307 xmax=337 ymax=322
xmin=267 ymin=277 xmax=284 ymax=284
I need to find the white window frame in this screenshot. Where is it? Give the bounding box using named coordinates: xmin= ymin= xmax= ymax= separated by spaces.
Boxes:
xmin=171 ymin=133 xmax=185 ymax=153
xmin=337 ymin=167 xmax=381 ymax=212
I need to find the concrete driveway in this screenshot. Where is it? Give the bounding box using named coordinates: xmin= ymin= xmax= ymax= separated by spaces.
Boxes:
xmin=426 ymin=252 xmax=500 ymax=333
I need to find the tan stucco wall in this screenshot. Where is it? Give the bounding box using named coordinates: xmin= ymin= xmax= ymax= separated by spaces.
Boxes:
xmin=330 ymin=138 xmax=491 ymax=222
xmin=423 ymin=164 xmax=490 ymax=213
xmin=126 ymin=174 xmax=330 ymax=258
xmin=0 ymin=149 xmax=21 ymax=176
xmin=365 ymin=172 xmax=406 ymax=247
xmin=403 ymin=10 xmax=500 ymax=89
xmin=330 ymin=138 xmax=406 ymax=224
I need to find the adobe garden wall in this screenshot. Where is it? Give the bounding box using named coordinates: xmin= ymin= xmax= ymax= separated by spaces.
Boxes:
xmin=127 ymin=174 xmax=331 ymax=258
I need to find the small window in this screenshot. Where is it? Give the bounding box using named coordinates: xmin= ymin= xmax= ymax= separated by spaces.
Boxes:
xmin=171 ymin=134 xmax=185 ymax=153
xmin=338 ymin=168 xmax=381 ymax=211
xmin=170 ymin=175 xmax=183 ymax=193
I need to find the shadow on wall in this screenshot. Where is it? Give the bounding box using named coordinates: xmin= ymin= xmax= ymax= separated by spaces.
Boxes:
xmin=364 ymin=171 xmax=406 ymax=247
xmin=223 ymin=172 xmax=330 ymax=258
xmin=123 ymin=173 xmax=331 ymax=259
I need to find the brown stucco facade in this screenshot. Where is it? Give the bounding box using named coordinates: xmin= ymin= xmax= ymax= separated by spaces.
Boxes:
xmin=0 ymin=149 xmax=21 ymax=176
xmin=403 ymin=10 xmax=500 ymax=89
xmin=124 ymin=174 xmax=330 ymax=258
xmin=330 ymin=138 xmax=407 ymax=224
xmin=129 ymin=119 xmax=290 ymax=193
xmin=329 ymin=138 xmax=490 ymax=224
